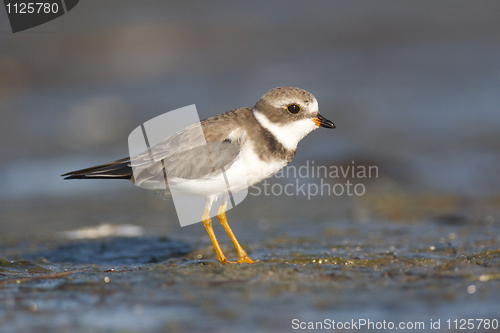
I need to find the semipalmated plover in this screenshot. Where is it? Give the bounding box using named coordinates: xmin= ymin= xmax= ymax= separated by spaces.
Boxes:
xmin=62 ymin=87 xmax=335 ymax=264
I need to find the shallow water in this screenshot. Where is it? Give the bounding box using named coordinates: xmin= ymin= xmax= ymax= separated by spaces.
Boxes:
xmin=1 ymin=191 xmax=499 ymax=332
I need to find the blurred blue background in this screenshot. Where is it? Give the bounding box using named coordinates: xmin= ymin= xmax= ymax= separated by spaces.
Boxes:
xmin=1 ymin=0 xmax=499 ymax=202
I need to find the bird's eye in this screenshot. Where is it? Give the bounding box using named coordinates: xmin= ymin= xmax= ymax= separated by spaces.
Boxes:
xmin=286 ymin=104 xmax=301 ymax=114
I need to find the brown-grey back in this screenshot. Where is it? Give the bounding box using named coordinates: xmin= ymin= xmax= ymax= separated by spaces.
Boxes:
xmin=131 ymin=108 xmax=253 ymax=186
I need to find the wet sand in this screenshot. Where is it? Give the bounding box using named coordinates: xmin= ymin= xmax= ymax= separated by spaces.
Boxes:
xmin=1 ymin=187 xmax=499 ymax=332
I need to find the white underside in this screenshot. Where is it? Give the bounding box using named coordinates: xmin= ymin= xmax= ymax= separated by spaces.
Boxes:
xmin=140 ymin=139 xmax=287 ymax=198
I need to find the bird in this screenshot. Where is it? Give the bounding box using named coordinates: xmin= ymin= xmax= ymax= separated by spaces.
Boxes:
xmin=62 ymin=87 xmax=335 ymax=264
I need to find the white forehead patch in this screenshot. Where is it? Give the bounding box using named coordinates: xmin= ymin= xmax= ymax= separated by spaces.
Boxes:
xmin=253 ymin=110 xmax=318 ymax=151
xmin=309 ymin=98 xmax=319 ymax=113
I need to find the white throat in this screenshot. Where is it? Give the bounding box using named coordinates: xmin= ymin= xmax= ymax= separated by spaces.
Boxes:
xmin=253 ymin=109 xmax=318 ymax=151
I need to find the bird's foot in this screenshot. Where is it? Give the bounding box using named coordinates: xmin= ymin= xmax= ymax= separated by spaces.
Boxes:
xmin=237 ymin=254 xmax=255 ymax=264
xmin=217 ymin=255 xmax=254 ymax=264
xmin=219 ymin=258 xmax=238 ymax=264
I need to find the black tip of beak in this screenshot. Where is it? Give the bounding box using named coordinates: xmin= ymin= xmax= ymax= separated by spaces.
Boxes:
xmin=315 ymin=113 xmax=335 ymax=129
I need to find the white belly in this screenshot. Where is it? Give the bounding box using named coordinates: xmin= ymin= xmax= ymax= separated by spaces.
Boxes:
xmin=165 ymin=141 xmax=287 ymax=198
xmin=240 ymin=141 xmax=288 ymax=187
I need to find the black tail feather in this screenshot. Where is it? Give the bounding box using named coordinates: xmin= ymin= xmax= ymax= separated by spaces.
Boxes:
xmin=62 ymin=157 xmax=133 ymax=180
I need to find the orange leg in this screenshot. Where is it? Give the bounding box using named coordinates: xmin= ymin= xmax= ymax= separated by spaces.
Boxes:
xmin=217 ymin=203 xmax=254 ymax=264
xmin=202 ymin=205 xmax=232 ymax=264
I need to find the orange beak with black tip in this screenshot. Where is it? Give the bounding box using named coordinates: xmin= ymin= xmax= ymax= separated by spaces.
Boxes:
xmin=313 ymin=113 xmax=335 ymax=129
